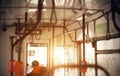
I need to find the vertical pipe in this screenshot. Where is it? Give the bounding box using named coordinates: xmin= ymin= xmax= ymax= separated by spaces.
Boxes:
xmin=37 ymin=0 xmax=43 ymax=22
xmin=63 ymin=20 xmax=66 ymax=76
xmin=52 ymin=27 xmax=55 ymax=76
xmin=94 ymin=41 xmax=98 ymax=76
xmin=26 ymin=43 xmax=28 ymax=76
xmin=75 ymin=30 xmax=77 ymax=41
xmin=46 ymin=43 xmax=48 ymax=69
xmin=82 ymin=14 xmax=85 ymax=61
xmin=25 ymin=12 xmax=28 ymax=22
xmin=16 ymin=18 xmax=21 ymax=34
xmin=63 ymin=20 xmax=66 ymax=47
xmin=49 ymin=39 xmax=52 ymax=76
xmin=18 ymin=40 xmax=22 ymax=62
xmin=10 ymin=37 xmax=14 ymax=63
xmin=93 ymin=21 xmax=96 ymax=37
xmin=25 ymin=12 xmax=28 ymax=32
xmin=15 ymin=18 xmax=20 ymax=34
xmin=10 ymin=37 xmax=14 ymax=76
xmin=48 ymin=39 xmax=51 ymax=73
xmin=77 ymin=42 xmax=82 ymax=76
xmin=86 ymin=23 xmax=89 ymax=38
xmin=18 ymin=18 xmax=22 ymax=62
xmin=75 ymin=30 xmax=82 ymax=76
xmin=82 ymin=14 xmax=86 ymax=76
xmin=93 ymin=20 xmax=97 ymax=76
xmin=63 ymin=3 xmax=66 ymax=76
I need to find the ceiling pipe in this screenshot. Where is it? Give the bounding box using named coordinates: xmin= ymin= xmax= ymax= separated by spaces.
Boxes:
xmin=0 ymin=6 xmax=103 ymax=11
xmin=12 ymin=0 xmax=43 ymax=47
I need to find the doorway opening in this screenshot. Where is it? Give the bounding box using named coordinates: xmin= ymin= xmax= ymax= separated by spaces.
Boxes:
xmin=26 ymin=43 xmax=48 ymax=74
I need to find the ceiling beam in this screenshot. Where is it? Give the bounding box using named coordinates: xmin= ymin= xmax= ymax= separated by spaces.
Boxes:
xmin=0 ymin=6 xmax=103 ymax=11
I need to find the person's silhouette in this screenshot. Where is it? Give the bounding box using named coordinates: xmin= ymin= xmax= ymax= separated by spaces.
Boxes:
xmin=27 ymin=60 xmax=47 ymax=76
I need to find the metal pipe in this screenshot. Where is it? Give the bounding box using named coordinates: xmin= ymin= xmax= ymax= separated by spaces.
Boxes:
xmin=96 ymin=49 xmax=120 ymax=54
xmin=82 ymin=13 xmax=86 ymax=76
xmin=25 ymin=0 xmax=32 ymax=7
xmin=48 ymin=64 xmax=110 ymax=76
xmin=93 ymin=20 xmax=96 ymax=38
xmin=63 ymin=20 xmax=66 ymax=46
xmin=82 ymin=14 xmax=85 ymax=61
xmin=63 ymin=20 xmax=66 ymax=76
xmin=79 ymin=33 xmax=120 ymax=43
xmin=94 ymin=41 xmax=98 ymax=76
xmin=48 ymin=39 xmax=51 ymax=73
xmin=86 ymin=10 xmax=111 ymax=23
xmin=10 ymin=36 xmax=15 ymax=76
xmin=12 ymin=2 xmax=43 ymax=47
xmin=77 ymin=42 xmax=82 ymax=76
xmin=26 ymin=43 xmax=28 ymax=76
xmin=18 ymin=40 xmax=22 ymax=61
xmin=64 ymin=26 xmax=74 ymax=42
xmin=51 ymin=27 xmax=54 ymax=76
xmin=0 ymin=6 xmax=103 ymax=11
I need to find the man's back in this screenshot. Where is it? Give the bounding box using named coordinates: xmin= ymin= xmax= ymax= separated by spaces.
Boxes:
xmin=27 ymin=60 xmax=47 ymax=76
xmin=27 ymin=66 xmax=47 ymax=76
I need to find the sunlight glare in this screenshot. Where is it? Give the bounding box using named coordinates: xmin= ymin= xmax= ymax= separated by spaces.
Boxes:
xmin=54 ymin=47 xmax=65 ymax=65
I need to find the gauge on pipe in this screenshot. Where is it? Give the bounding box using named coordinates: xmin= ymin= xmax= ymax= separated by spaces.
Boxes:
xmin=81 ymin=60 xmax=87 ymax=72
xmin=14 ymin=61 xmax=24 ymax=76
xmin=8 ymin=60 xmax=15 ymax=72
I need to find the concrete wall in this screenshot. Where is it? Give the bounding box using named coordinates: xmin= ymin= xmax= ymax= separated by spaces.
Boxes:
xmin=98 ymin=54 xmax=120 ymax=76
xmin=97 ymin=38 xmax=120 ymax=76
xmin=0 ymin=27 xmax=15 ymax=76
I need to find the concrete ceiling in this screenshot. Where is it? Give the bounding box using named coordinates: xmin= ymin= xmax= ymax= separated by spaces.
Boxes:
xmin=1 ymin=0 xmax=119 ymax=42
xmin=0 ymin=0 xmax=110 ymax=25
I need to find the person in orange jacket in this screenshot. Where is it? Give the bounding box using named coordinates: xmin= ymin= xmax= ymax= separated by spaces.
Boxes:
xmin=27 ymin=60 xmax=47 ymax=76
